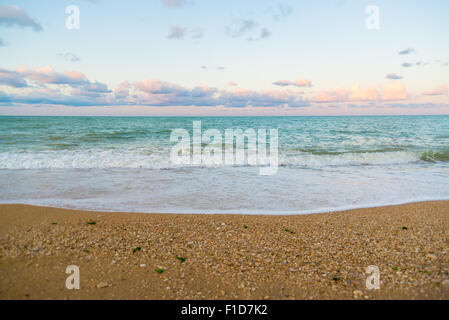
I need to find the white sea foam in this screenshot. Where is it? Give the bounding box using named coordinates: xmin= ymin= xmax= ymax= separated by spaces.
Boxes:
xmin=0 ymin=149 xmax=426 ymax=169
xmin=0 ymin=149 xmax=168 ymax=169
xmin=279 ymin=150 xmax=423 ymax=167
xmin=1 ymin=164 xmax=449 ymax=214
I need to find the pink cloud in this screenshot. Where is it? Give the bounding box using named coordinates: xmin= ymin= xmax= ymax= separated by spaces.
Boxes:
xmin=64 ymin=70 xmax=85 ymax=81
xmin=16 ymin=65 xmax=88 ymax=85
xmin=313 ymin=82 xmax=407 ymax=103
xmin=312 ymin=87 xmax=349 ymax=103
xmin=422 ymin=84 xmax=448 ymax=96
xmin=348 ymin=84 xmax=380 ymax=101
xmin=0 ymin=68 xmax=28 ymax=87
xmin=114 ymin=81 xmax=130 ymax=99
xmin=381 ymin=81 xmax=408 ymax=101
xmin=1 ymin=66 xmax=436 ymax=112
xmin=133 ymin=79 xmax=185 ymax=94
xmin=295 ymin=79 xmax=312 ymax=87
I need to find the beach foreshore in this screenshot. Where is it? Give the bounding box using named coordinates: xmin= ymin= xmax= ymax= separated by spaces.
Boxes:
xmin=0 ymin=202 xmax=448 ymax=300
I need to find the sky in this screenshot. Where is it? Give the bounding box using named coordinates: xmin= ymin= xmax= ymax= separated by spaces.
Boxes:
xmin=0 ymin=0 xmax=448 ymax=116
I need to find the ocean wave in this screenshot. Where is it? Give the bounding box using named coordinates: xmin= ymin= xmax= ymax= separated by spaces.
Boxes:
xmin=1 ymin=148 xmax=448 ymax=170
xmin=420 ymin=150 xmax=449 ymax=162
xmin=280 ymin=150 xmax=423 ymax=167
xmin=0 ymin=150 xmax=167 ymax=169
xmin=284 ymin=147 xmax=409 ymax=155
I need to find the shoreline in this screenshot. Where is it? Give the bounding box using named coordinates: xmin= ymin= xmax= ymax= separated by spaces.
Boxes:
xmin=2 ymin=197 xmax=449 ymax=215
xmin=1 ymin=201 xmax=448 ymax=299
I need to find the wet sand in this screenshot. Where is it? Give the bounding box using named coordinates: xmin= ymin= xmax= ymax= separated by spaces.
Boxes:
xmin=0 ymin=202 xmax=448 ymax=300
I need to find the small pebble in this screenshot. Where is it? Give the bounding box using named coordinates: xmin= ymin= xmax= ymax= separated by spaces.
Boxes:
xmin=96 ymin=282 xmax=109 ymax=289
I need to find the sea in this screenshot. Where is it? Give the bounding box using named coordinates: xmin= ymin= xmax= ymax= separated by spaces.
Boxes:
xmin=1 ymin=115 xmax=448 ymax=214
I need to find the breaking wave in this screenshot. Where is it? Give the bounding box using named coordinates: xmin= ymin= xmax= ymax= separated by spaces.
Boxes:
xmin=0 ymin=148 xmax=448 ymax=169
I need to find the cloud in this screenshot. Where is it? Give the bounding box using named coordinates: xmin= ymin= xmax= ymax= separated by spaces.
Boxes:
xmin=167 ymin=25 xmax=187 ymax=39
xmin=2 ymin=66 xmax=419 ymax=110
xmin=0 ymin=5 xmax=42 ymax=31
xmin=273 ymin=79 xmax=312 ymax=87
xmin=347 ymin=103 xmax=376 ymax=109
xmin=382 ymin=103 xmax=449 ymax=109
xmin=57 ymin=52 xmax=81 ymax=62
xmin=0 ymin=90 xmax=11 ymax=103
xmin=422 ymin=84 xmax=448 ymax=96
xmin=272 ymin=80 xmax=293 ymax=87
xmin=130 ymin=83 xmax=226 ymax=106
xmin=162 ymin=0 xmax=186 ymax=8
xmin=381 ymin=81 xmax=408 ymax=101
xmin=0 ymin=66 xmax=111 ymax=106
xmin=261 ymin=28 xmax=270 ymax=37
xmin=227 ymin=19 xmax=257 ymax=38
xmin=0 ymin=88 xmax=111 ymax=107
xmin=0 ymin=68 xmax=28 ymax=87
xmin=398 ymin=48 xmax=416 ymax=55
xmin=130 ymin=81 xmax=309 ymax=108
xmin=226 ymin=18 xmax=271 ymax=41
xmin=295 ymin=79 xmax=312 ymax=87
xmin=217 ymin=88 xmax=309 ymax=108
xmin=415 ymin=61 xmax=429 ymax=66
xmin=349 ymin=84 xmax=381 ymax=102
xmin=191 ymin=27 xmax=204 ymax=39
xmin=133 ymin=79 xmax=186 ymax=95
xmin=271 ymin=4 xmax=293 ymax=21
xmin=16 ymin=66 xmax=89 ymax=86
xmin=401 ymin=61 xmax=429 ymax=68
xmin=167 ymin=25 xmax=203 ymax=39
xmin=385 ymin=73 xmax=403 ymax=80
xmin=247 ymin=27 xmax=271 ymax=41
xmin=0 ymin=66 xmax=312 ymax=108
xmin=312 ymin=82 xmax=407 ymax=103
xmin=71 ymin=81 xmax=111 ymax=98
xmin=114 ymin=81 xmax=130 ymax=99
xmin=200 ymin=65 xmax=227 ymax=71
xmin=312 ymin=87 xmax=356 ymax=103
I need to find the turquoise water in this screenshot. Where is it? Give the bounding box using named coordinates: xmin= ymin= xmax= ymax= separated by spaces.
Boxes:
xmin=0 ymin=115 xmax=449 ymax=213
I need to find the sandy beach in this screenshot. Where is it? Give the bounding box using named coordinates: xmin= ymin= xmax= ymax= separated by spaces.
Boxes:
xmin=0 ymin=201 xmax=448 ymax=300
